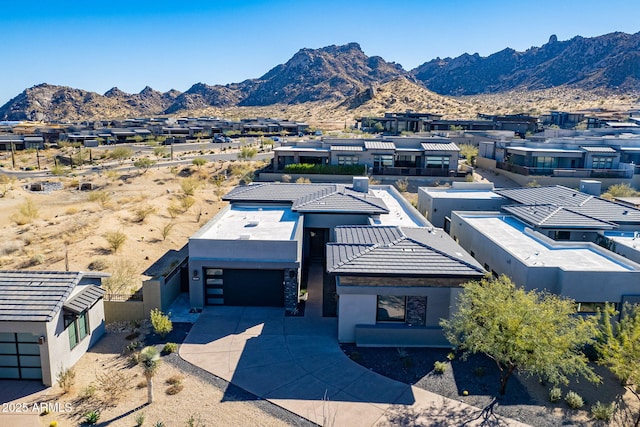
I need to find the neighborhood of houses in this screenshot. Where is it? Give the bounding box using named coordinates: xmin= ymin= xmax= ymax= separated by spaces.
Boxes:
xmin=0 ymin=108 xmax=639 ymax=410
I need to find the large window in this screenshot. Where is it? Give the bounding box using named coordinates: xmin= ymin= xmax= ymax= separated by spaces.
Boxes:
xmin=65 ymin=312 xmax=89 ymax=349
xmin=532 ymin=156 xmax=558 ymax=169
xmin=337 ymin=155 xmax=359 ymax=166
xmin=576 ymin=302 xmax=615 ymax=313
xmin=425 ymin=156 xmax=449 ymax=169
xmin=395 ymin=154 xmax=417 ymax=167
xmin=377 ymin=296 xmax=405 ymax=322
xmin=373 ymin=154 xmax=394 ymax=169
xmin=592 ymin=157 xmax=614 ymax=169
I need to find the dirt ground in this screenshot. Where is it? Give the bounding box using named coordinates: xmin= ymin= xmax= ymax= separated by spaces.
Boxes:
xmin=0 ymin=156 xmax=264 ymax=287
xmin=30 ymin=326 xmax=294 ymax=427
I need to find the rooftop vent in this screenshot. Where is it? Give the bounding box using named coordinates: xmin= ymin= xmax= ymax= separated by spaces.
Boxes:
xmin=238 ymin=234 xmax=252 ymax=240
xmin=246 ymin=219 xmax=260 ymax=227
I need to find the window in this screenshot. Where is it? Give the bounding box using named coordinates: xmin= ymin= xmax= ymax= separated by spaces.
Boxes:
xmin=373 ymin=154 xmax=394 ymax=168
xmin=377 ymin=296 xmax=405 ymax=322
xmin=554 ymin=230 xmax=571 ymax=240
xmin=532 ymin=156 xmax=558 ymax=169
xmin=592 ymin=157 xmax=614 ymax=169
xmin=65 ymin=312 xmax=89 ymax=349
xmin=337 ymin=155 xmax=358 ymax=166
xmin=425 ymin=156 xmax=449 ymax=169
xmin=395 ymin=154 xmax=417 ymax=167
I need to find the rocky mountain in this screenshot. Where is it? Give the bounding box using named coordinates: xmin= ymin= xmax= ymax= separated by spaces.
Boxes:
xmin=411 ymin=32 xmax=640 ymax=95
xmin=1 ymin=33 xmax=639 ymax=121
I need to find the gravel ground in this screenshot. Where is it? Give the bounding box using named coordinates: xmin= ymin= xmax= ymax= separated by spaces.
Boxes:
xmin=340 ymin=345 xmax=622 ymax=427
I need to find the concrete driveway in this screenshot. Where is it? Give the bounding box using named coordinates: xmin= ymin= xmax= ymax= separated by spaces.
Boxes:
xmin=179 ymin=305 xmax=529 ymax=426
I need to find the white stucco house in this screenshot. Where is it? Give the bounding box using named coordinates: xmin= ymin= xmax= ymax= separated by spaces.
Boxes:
xmin=0 ymin=271 xmax=105 ymax=386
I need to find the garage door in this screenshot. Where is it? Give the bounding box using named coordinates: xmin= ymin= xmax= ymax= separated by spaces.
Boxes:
xmin=204 ymin=268 xmax=284 ymax=307
xmin=0 ymin=333 xmax=42 ymax=380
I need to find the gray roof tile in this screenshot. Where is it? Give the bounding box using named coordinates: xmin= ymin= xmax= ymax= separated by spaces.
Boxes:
xmin=0 ymin=271 xmax=83 ymax=322
xmin=503 ymin=204 xmax=618 ymax=229
xmin=63 ymin=285 xmax=105 ymax=315
xmin=364 ymin=141 xmax=396 ymax=150
xmin=421 ymin=142 xmax=460 ymax=152
xmin=327 ymin=226 xmax=484 ymax=277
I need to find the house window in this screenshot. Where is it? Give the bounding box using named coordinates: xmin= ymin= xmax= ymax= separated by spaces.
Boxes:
xmin=65 ymin=312 xmax=89 ymax=349
xmin=337 ymin=155 xmax=359 ymax=166
xmin=554 ymin=230 xmax=571 ymax=240
xmin=532 ymin=156 xmax=558 ymax=169
xmin=377 ymin=296 xmax=405 ymax=322
xmin=395 ymin=154 xmax=417 ymax=167
xmin=425 ymin=156 xmax=449 ymax=169
xmin=373 ymin=154 xmax=394 ymax=169
xmin=592 ymin=157 xmax=614 ymax=169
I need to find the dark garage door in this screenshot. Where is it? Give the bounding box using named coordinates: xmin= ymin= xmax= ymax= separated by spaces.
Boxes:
xmin=204 ymin=268 xmax=284 ymax=307
xmin=0 ymin=333 xmax=42 ymax=380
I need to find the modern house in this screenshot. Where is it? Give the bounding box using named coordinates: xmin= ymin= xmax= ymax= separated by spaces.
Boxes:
xmin=0 ymin=271 xmax=106 ymax=386
xmin=477 ymin=130 xmax=640 ymax=187
xmin=417 ymin=182 xmax=508 ymax=230
xmin=187 ymin=179 xmax=484 ymax=346
xmin=449 ymin=212 xmax=640 ymax=312
xmin=273 ymin=137 xmax=463 ymax=177
xmin=327 ymin=225 xmax=484 ymax=346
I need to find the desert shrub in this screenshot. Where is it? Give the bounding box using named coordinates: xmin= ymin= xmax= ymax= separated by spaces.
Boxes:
xmin=150 ymin=308 xmax=172 ymax=337
xmin=135 ymin=412 xmax=146 ymax=426
xmin=433 ymin=361 xmax=447 ymax=374
xmin=132 ymin=205 xmax=156 ymax=223
xmin=85 ymin=410 xmax=100 ymax=425
xmin=103 ymin=258 xmax=138 ymax=294
xmin=295 ymin=177 xmax=311 ymax=184
xmin=103 ymin=230 xmax=126 ymax=253
xmin=154 ymin=422 xmax=166 ymax=427
xmin=88 ymin=258 xmax=108 ymax=271
xmin=192 ymin=158 xmax=207 ymax=169
xmin=161 ymin=222 xmax=175 ymax=241
xmin=180 ymin=195 xmax=195 ymax=211
xmin=163 ymin=342 xmax=179 ymax=354
xmin=95 ymin=369 xmax=132 ymax=404
xmin=281 ymin=174 xmax=291 ymax=183
xmin=167 ymin=203 xmax=182 ymax=218
xmin=549 ymin=386 xmax=562 ymax=402
xmin=185 ymin=414 xmax=206 ymax=427
xmin=180 ymin=178 xmax=199 ymax=196
xmin=395 ymin=178 xmax=409 ymax=192
xmin=12 ymin=198 xmax=39 ymax=224
xmin=57 ymin=366 xmax=76 ymax=394
xmin=166 ymin=383 xmax=184 ymax=395
xmin=565 ymin=391 xmax=584 ymax=409
xmin=88 ymin=190 xmax=111 ymax=208
xmin=166 ymin=374 xmax=183 ymax=385
xmin=29 ymin=253 xmax=46 ymax=266
xmin=591 ymin=401 xmax=615 ymax=421
xmin=136 ymin=380 xmax=147 ymax=389
xmin=0 ymin=240 xmax=23 ymax=256
xmin=79 ymin=383 xmax=97 ymax=400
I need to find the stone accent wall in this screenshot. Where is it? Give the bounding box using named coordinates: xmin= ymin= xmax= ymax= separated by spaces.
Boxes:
xmin=283 ymin=268 xmax=299 ymax=314
xmin=406 ymin=296 xmax=427 ymax=326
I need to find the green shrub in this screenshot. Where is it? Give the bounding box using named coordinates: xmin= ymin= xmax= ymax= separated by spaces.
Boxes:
xmin=163 ymin=342 xmax=178 ymax=354
xmin=565 ymin=391 xmax=584 ymax=409
xmin=134 ymin=411 xmax=145 ymax=426
xmin=591 ymin=401 xmax=615 ymax=421
xmin=283 ymin=163 xmax=366 ymax=175
xmin=150 ymin=309 xmax=173 ymax=337
xmin=433 ymin=361 xmax=447 ymax=374
xmin=84 ymin=410 xmax=100 ymax=424
xmin=548 ymin=386 xmax=562 ymax=403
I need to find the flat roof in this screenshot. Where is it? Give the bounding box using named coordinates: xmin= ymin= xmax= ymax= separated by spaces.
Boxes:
xmin=421 ymin=188 xmax=504 ymax=200
xmin=460 ymin=214 xmax=636 ymax=271
xmin=603 ymin=231 xmax=640 ymax=254
xmin=194 ymin=206 xmax=299 ymax=241
xmin=371 ymin=188 xmax=431 ymax=227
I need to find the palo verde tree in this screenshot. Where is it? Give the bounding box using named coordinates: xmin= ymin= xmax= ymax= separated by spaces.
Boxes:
xmin=441 ymin=275 xmax=599 ymax=396
xmin=110 ymin=146 xmax=134 ymax=165
xmin=596 ymin=303 xmax=640 ymax=426
xmin=133 ymin=157 xmax=156 ymax=174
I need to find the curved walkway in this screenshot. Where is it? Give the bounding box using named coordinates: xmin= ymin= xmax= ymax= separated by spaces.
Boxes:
xmin=180 ymin=265 xmax=529 ymax=426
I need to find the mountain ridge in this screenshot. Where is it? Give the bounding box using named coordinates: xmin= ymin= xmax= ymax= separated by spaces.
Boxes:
xmin=1 ymin=32 xmax=639 ymax=121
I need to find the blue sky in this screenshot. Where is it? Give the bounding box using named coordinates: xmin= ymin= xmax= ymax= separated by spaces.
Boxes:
xmin=1 ymin=0 xmax=639 ymax=106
